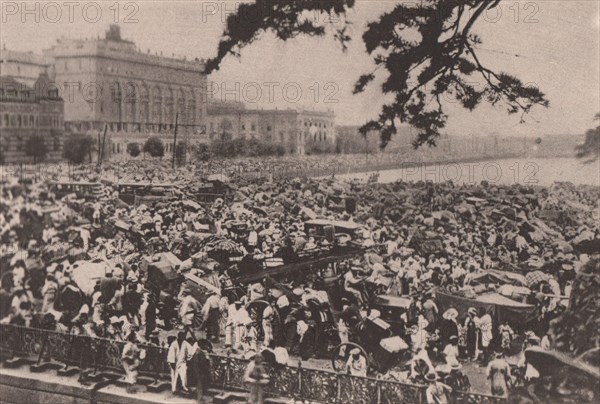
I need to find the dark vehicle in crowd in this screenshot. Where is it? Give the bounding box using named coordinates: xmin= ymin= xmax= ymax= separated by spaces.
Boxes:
xmin=331 ymin=312 xmax=410 ymax=374
xmin=232 ymin=244 xmax=365 ymax=285
xmin=304 ymin=219 xmax=361 ymax=242
xmin=370 ymin=294 xmax=411 ymax=336
xmin=115 ymin=182 xmax=177 ymax=205
xmin=192 ymin=179 xmax=235 ymax=204
xmin=49 ymin=181 xmax=103 ymax=200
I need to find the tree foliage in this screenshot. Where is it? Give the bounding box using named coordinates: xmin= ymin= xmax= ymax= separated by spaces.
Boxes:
xmin=550 ymin=258 xmax=600 ymax=356
xmin=575 ymin=113 xmax=600 ymax=163
xmin=335 ymin=130 xmax=380 ymax=154
xmin=126 ymin=142 xmax=141 ymax=158
xmin=305 ymin=137 xmax=337 ymax=155
xmin=206 ymin=0 xmax=549 ymax=148
xmin=24 ymin=135 xmax=49 ymax=164
xmin=191 ymin=143 xmax=213 ymax=161
xmin=143 ymin=136 xmax=165 ymax=158
xmin=63 ymin=134 xmax=95 ymax=164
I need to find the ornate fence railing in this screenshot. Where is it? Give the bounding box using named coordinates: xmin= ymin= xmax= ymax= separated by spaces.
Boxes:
xmin=0 ymin=324 xmax=506 ymax=404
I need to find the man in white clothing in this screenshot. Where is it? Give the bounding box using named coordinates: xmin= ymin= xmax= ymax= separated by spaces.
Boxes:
xmin=167 ymin=332 xmax=194 ymax=393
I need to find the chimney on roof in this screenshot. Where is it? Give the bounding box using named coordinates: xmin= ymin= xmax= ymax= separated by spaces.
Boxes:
xmin=106 ymin=24 xmax=122 ymax=41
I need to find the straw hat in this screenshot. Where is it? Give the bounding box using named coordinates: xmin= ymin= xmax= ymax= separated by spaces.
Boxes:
xmin=425 ymin=373 xmax=438 ymax=382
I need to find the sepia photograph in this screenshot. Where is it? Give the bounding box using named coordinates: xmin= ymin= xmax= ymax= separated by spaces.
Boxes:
xmin=0 ymin=1 xmax=598 ymax=403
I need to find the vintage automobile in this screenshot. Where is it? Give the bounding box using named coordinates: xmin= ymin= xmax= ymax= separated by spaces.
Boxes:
xmin=48 ymin=181 xmax=103 ymax=200
xmin=304 ymin=219 xmax=363 ymax=242
xmin=115 ymin=182 xmax=177 ymax=205
xmin=191 ymin=179 xmax=235 ymax=204
xmin=370 ymin=294 xmax=412 ymax=336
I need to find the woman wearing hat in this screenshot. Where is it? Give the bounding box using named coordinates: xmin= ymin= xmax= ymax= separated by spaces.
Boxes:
xmin=440 ymin=308 xmax=459 ymax=348
xmin=464 ymin=308 xmax=478 ymax=361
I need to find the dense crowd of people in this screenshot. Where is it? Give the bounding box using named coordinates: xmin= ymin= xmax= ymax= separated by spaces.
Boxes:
xmin=0 ymin=158 xmax=598 ymax=403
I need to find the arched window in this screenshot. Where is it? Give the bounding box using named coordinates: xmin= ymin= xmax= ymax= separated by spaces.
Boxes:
xmin=152 ymin=86 xmax=162 ymax=124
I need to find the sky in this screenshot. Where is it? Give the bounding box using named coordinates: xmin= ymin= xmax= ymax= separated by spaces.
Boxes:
xmin=1 ymin=0 xmax=599 ymax=139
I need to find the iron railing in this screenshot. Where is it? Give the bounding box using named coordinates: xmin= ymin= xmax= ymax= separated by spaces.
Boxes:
xmin=0 ymin=324 xmax=506 ymax=404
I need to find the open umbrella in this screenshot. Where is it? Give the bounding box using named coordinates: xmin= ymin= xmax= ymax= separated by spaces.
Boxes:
xmin=525 ymin=270 xmax=549 ymax=288
xmin=205 ymin=238 xmax=244 ymax=255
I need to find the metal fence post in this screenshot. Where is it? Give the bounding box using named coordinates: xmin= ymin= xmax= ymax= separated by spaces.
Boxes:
xmin=297 ymin=360 xmax=302 ymax=397
xmin=222 ymin=350 xmax=231 ymax=393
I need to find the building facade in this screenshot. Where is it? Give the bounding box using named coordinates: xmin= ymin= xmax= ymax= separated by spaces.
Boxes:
xmin=44 ymin=25 xmax=207 ymax=138
xmin=0 ymin=48 xmax=55 ymax=87
xmin=205 ymin=101 xmax=335 ymax=155
xmin=0 ymin=74 xmax=65 ymax=163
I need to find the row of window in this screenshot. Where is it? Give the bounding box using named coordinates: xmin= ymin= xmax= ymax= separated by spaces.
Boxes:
xmin=1 ymin=113 xmax=63 ymax=129
xmin=302 ymin=121 xmax=331 ymax=128
xmin=1 ymin=136 xmax=61 ymax=152
xmin=0 ymin=88 xmax=35 ymax=100
xmin=240 ymin=123 xmax=257 ymax=131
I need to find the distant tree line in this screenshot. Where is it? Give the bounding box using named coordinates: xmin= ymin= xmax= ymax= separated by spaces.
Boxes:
xmin=58 ymin=129 xmax=385 ymax=165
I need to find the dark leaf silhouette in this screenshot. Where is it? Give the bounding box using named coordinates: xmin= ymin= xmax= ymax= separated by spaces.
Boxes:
xmin=206 ymin=0 xmax=549 ymax=148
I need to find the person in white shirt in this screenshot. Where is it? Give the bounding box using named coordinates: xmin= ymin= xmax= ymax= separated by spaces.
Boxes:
xmin=346 ymin=348 xmax=367 ymax=377
xmin=262 ymin=303 xmax=275 ymax=347
xmin=477 ymin=310 xmax=493 ymax=362
xmin=344 ymin=268 xmax=366 ymax=306
xmin=79 ymin=226 xmax=91 ymax=251
xmin=233 ymin=305 xmax=252 ymax=351
xmin=179 ymin=289 xmax=200 ymax=329
xmin=167 ymin=332 xmax=194 ymax=393
xmin=225 ymin=300 xmax=241 ymax=348
xmin=248 ymin=229 xmax=258 ymax=248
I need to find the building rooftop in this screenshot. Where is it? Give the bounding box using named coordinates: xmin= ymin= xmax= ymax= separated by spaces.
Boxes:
xmin=44 ymin=25 xmax=205 ymax=72
xmin=0 ymin=73 xmax=62 ymax=102
xmin=0 ymin=49 xmax=53 ymax=67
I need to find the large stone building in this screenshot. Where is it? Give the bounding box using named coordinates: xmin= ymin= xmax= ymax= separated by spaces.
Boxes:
xmin=0 ymin=48 xmax=55 ymax=87
xmin=0 ymin=73 xmax=65 ymax=163
xmin=205 ymin=100 xmax=335 ymax=154
xmin=2 ymin=25 xmax=335 ymax=160
xmin=44 ymin=25 xmax=207 ymax=139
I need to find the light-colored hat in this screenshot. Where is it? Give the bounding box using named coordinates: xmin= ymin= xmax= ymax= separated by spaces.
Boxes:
xmin=350 ymin=348 xmax=361 ymax=355
xmin=443 ymin=308 xmax=458 ymax=320
xmin=425 ymin=373 xmax=438 ymax=381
